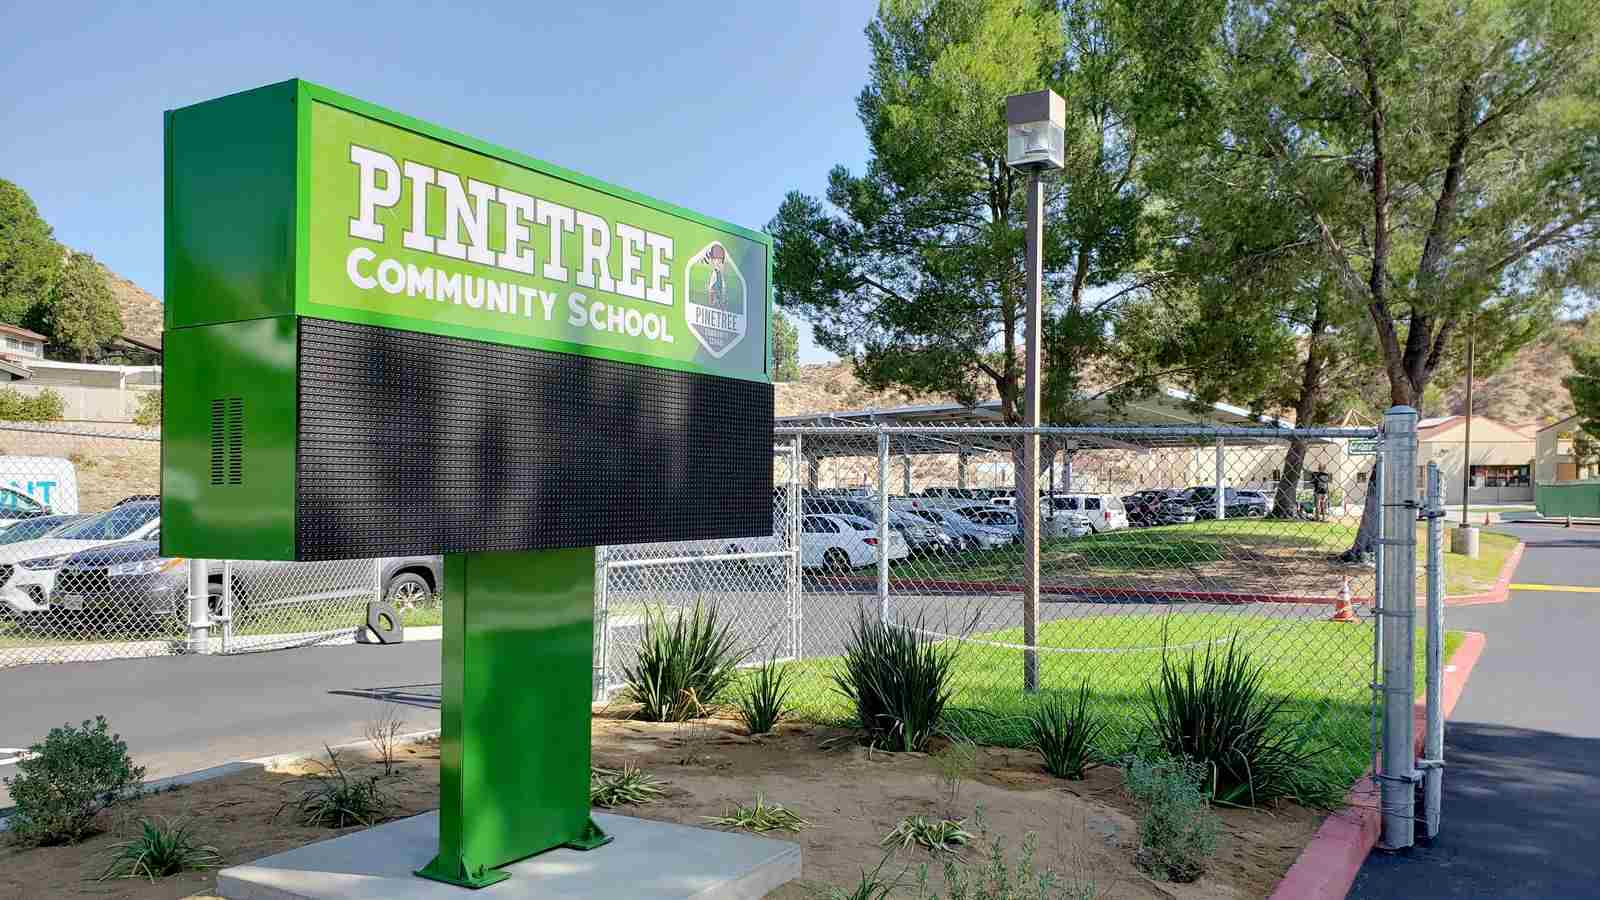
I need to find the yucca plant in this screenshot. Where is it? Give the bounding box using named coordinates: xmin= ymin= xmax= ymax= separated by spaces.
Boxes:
xmin=833 ymin=614 xmax=954 ymax=752
xmin=98 ymin=817 xmax=221 ymax=881
xmin=1028 ymin=681 xmax=1108 ymax=780
xmin=881 ymin=815 xmax=972 ymax=853
xmin=1145 ymin=640 xmax=1326 ymax=805
xmin=734 ymin=656 xmax=794 ymax=735
xmin=622 ymin=601 xmax=747 ymax=721
xmin=704 ymin=794 xmax=810 ymax=833
xmin=282 ymin=746 xmax=392 ymax=828
xmin=590 ymin=765 xmax=666 ymax=807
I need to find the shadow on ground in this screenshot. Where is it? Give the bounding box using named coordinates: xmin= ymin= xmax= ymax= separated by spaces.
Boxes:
xmin=329 ymin=682 xmax=442 ymax=710
xmin=1350 ymin=722 xmax=1600 ymax=899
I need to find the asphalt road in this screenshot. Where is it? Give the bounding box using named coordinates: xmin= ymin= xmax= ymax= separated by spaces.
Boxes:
xmin=0 ymin=640 xmax=441 ymax=807
xmin=1350 ymin=522 xmax=1600 ymax=899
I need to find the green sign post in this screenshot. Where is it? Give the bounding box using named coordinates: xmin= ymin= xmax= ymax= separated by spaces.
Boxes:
xmin=163 ymin=80 xmax=774 ymax=888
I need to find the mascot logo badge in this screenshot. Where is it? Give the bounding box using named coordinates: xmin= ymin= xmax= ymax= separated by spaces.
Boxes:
xmin=684 ymin=242 xmax=747 ymax=358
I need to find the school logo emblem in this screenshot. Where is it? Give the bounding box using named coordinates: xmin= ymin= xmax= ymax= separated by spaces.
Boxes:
xmin=684 ymin=242 xmax=747 ymax=358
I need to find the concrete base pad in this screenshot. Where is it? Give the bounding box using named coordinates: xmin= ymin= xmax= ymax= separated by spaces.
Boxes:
xmin=217 ymin=811 xmax=801 ymax=900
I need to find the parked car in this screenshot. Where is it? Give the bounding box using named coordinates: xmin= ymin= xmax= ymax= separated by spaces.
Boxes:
xmin=49 ymin=537 xmax=443 ymax=621
xmin=1123 ymin=491 xmax=1198 ymax=527
xmin=0 ymin=501 xmax=161 ymax=615
xmin=888 ymin=509 xmax=956 ymax=554
xmin=1045 ymin=510 xmax=1094 ymax=538
xmin=1045 ymin=494 xmax=1129 ymax=533
xmin=904 ymin=507 xmax=1013 ymax=551
xmin=0 ymin=486 xmax=55 ymax=528
xmin=799 ymin=513 xmax=909 ymax=572
xmin=961 ymin=506 xmax=1022 ymax=540
xmin=0 ymin=513 xmax=87 ymax=545
xmin=1181 ymin=487 xmax=1269 ymax=518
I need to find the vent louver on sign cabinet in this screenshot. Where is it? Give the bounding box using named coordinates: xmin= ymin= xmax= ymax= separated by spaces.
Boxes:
xmin=209 ymin=397 xmax=244 ymax=486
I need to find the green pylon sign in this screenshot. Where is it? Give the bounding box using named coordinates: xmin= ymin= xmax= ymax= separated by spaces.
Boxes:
xmin=162 ymin=80 xmax=774 ymax=887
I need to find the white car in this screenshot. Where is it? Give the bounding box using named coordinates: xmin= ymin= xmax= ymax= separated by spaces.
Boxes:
xmin=0 ymin=501 xmax=160 ymax=615
xmin=1049 ymin=493 xmax=1129 ymax=533
xmin=800 ymin=513 xmax=909 ymax=572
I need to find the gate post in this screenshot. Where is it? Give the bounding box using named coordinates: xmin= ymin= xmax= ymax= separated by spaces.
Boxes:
xmin=1378 ymin=406 xmax=1419 ymax=851
xmin=185 ymin=559 xmax=211 ymax=654
xmin=1422 ymin=462 xmax=1446 ymax=838
xmin=876 ymin=429 xmax=890 ymax=626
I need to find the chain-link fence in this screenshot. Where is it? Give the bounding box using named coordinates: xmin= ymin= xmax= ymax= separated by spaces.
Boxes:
xmin=597 ymin=422 xmax=1391 ymax=791
xmin=0 ymin=422 xmax=439 ymax=666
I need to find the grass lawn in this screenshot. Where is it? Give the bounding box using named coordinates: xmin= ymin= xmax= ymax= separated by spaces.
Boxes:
xmin=784 ymin=611 xmax=1465 ymax=800
xmin=892 ymin=517 xmax=1516 ymax=598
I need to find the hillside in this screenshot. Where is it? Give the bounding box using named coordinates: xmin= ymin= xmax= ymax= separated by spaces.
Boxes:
xmin=1438 ymin=322 xmax=1580 ymax=428
xmin=779 ymin=327 xmax=1584 ymax=427
xmin=98 ymin=263 xmax=163 ymax=349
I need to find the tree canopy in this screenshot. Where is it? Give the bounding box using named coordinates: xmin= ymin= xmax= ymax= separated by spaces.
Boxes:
xmin=42 ymin=252 xmax=122 ymax=363
xmin=771 ymin=313 xmax=801 ymax=382
xmin=770 ymin=0 xmax=1174 ymax=423
xmin=0 ymin=179 xmax=63 ymax=328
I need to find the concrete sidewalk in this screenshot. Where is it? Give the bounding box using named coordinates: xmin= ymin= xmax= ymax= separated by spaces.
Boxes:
xmin=1349 ymin=523 xmax=1600 ymax=899
xmin=0 ymin=640 xmax=440 ymax=807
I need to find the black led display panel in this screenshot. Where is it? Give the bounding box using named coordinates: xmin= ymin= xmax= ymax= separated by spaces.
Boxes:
xmin=296 ymin=318 xmax=774 ymax=560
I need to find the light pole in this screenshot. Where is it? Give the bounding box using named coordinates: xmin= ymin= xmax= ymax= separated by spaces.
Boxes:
xmin=1006 ymin=89 xmax=1065 ymax=692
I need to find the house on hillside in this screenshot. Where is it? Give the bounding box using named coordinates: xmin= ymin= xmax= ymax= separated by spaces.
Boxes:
xmin=1535 ymin=415 xmax=1598 ymax=484
xmin=1416 ymin=415 xmax=1536 ymax=505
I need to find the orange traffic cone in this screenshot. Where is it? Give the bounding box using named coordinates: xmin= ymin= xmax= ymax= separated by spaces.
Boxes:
xmin=1330 ymin=576 xmax=1358 ymax=623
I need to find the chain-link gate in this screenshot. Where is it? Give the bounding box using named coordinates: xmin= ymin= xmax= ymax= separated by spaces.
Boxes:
xmin=593 ymin=444 xmax=800 ymax=698
xmin=596 ymin=420 xmax=1412 ymax=804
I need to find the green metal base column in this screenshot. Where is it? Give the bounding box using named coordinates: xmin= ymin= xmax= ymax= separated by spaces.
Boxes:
xmin=416 ymin=548 xmax=612 ymax=889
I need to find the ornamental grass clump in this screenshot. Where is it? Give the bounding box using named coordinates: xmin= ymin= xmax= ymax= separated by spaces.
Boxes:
xmin=833 ymin=614 xmax=955 ymax=752
xmin=1145 ymin=639 xmax=1328 ymax=805
xmin=623 ymin=601 xmax=746 ymax=721
xmin=1028 ymin=680 xmax=1107 ymax=780
xmin=734 ymin=656 xmax=795 ymax=735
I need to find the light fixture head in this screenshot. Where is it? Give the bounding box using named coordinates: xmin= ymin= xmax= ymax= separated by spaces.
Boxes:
xmin=1005 ymin=90 xmax=1066 ymax=171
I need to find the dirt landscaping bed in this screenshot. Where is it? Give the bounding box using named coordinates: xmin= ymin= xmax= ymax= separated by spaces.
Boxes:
xmin=0 ymin=717 xmax=1325 ymax=900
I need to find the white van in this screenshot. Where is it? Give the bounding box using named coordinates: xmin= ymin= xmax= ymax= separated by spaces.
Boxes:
xmin=1046 ymin=493 xmax=1128 ymax=533
xmin=0 ymin=457 xmax=79 ymax=524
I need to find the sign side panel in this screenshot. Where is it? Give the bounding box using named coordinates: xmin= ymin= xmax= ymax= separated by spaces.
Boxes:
xmin=161 ymin=318 xmax=298 ymax=560
xmin=165 ymin=80 xmax=299 ymax=330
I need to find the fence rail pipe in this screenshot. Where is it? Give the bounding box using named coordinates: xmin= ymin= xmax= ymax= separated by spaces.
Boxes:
xmin=877 ymin=429 xmax=890 ymax=626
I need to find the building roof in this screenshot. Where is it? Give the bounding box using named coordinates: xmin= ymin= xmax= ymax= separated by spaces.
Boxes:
xmin=0 ymin=323 xmax=47 ymax=342
xmin=1537 ymin=413 xmax=1582 ymax=436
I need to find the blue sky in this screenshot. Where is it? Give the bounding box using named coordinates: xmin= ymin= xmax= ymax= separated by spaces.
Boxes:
xmin=0 ymin=1 xmax=869 ymax=362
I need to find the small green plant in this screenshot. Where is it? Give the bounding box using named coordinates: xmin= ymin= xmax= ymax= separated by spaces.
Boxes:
xmin=704 ymin=794 xmax=810 ymax=833
xmin=911 ymin=807 xmax=1097 ymax=899
xmin=882 ymin=815 xmax=972 ymax=853
xmin=931 ymin=728 xmax=978 ymax=809
xmin=1124 ymin=756 xmax=1218 ymax=883
xmin=833 ymin=614 xmax=955 ymax=752
xmin=815 ymin=853 xmax=909 ymax=899
xmin=97 ymin=817 xmax=221 ymax=882
xmin=3 ymin=716 xmax=145 ymax=846
xmin=623 ymin=601 xmax=747 ymax=721
xmin=1028 ymin=681 xmax=1108 ymax=780
xmin=1146 ymin=639 xmax=1328 ymax=805
xmin=734 ymin=656 xmax=794 ymax=735
xmin=0 ymin=387 xmax=65 ymax=422
xmin=132 ymin=388 xmax=162 ymax=426
xmin=589 ymin=765 xmax=666 ymax=807
xmin=283 ymin=746 xmax=391 ymax=828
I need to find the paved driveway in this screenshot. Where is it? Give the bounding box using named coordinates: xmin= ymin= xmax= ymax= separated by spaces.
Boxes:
xmin=0 ymin=641 xmax=440 ymax=807
xmin=1350 ymin=523 xmax=1600 ymax=899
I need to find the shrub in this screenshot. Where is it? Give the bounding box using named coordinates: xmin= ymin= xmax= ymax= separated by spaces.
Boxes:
xmin=97 ymin=817 xmax=221 ymax=881
xmin=1145 ymin=640 xmax=1327 ymax=805
xmin=734 ymin=655 xmax=794 ymax=735
xmin=833 ymin=614 xmax=954 ymax=752
xmin=132 ymin=388 xmax=161 ymax=426
xmin=622 ymin=601 xmax=746 ymax=721
xmin=3 ymin=716 xmax=145 ymax=845
xmin=1028 ymin=680 xmax=1108 ymax=780
xmin=283 ymin=746 xmax=391 ymax=828
xmin=0 ymin=387 xmax=65 ymax=422
xmin=590 ymin=765 xmax=666 ymax=807
xmin=1125 ymin=756 xmax=1218 ymax=883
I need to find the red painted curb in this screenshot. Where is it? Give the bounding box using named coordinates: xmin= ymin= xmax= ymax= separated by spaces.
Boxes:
xmin=1268 ymin=630 xmax=1488 ymax=900
xmin=1439 ymin=542 xmax=1524 ymax=607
